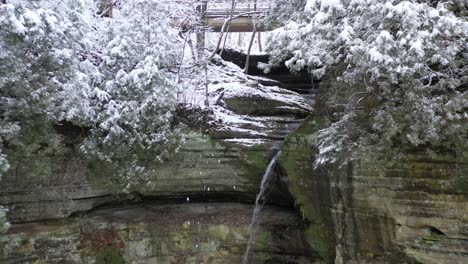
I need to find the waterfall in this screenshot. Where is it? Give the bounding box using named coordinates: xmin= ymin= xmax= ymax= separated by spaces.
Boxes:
xmin=242 ymin=149 xmax=282 ymax=264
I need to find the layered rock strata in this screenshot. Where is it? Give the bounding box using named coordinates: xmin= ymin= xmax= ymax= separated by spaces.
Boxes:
xmin=280 ymin=114 xmax=468 ymax=264
xmin=0 ymin=203 xmax=317 ymax=263
xmin=0 ymin=58 xmax=317 ymax=263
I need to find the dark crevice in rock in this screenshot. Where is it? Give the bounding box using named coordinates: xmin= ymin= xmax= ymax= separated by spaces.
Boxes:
xmin=427 ymin=226 xmax=446 ymax=236
xmin=219 ymin=49 xmax=318 ymax=96
xmin=67 ymin=189 xmax=296 ymax=222
xmin=70 ymin=194 xmax=116 ymax=201
xmin=67 ymin=200 xmax=301 ymax=230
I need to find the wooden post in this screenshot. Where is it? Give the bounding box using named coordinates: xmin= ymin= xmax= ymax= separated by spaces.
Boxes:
xmin=255 ymin=0 xmax=262 ymax=52
xmin=196 ymin=0 xmax=208 ymax=60
xmin=244 ymin=27 xmax=256 ymax=74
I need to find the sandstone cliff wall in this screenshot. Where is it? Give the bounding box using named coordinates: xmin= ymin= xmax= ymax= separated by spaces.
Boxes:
xmin=281 ymin=114 xmax=468 ymax=264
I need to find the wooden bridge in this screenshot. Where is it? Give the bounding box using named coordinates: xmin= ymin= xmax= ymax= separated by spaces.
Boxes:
xmin=191 ymin=0 xmax=273 ymax=58
xmin=205 ymin=7 xmax=270 ymax=32
xmin=97 ymin=0 xmax=273 ymax=58
xmin=200 ymin=0 xmax=272 ymax=32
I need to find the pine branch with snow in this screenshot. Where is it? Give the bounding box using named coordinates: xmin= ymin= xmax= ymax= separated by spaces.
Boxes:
xmin=265 ymin=0 xmax=468 ymax=166
xmin=0 ymin=0 xmax=190 ymax=189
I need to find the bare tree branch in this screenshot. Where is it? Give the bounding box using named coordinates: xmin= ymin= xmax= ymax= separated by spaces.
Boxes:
xmin=219 ymin=0 xmax=238 ymax=57
xmin=208 ymin=11 xmax=262 ymax=61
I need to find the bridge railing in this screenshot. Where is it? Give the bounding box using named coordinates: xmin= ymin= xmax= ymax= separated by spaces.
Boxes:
xmin=205 ymin=7 xmax=270 ymax=18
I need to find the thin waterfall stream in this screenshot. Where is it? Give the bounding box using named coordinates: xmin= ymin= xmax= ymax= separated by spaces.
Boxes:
xmin=242 ymin=149 xmax=282 ymax=264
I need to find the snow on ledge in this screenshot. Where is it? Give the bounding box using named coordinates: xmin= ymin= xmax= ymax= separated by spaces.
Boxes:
xmin=223 ymin=138 xmax=268 ymax=147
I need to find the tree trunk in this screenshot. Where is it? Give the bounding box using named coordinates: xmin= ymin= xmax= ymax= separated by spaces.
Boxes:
xmin=244 ymin=0 xmax=258 ymax=74
xmin=204 ymin=61 xmax=209 ymax=107
xmin=244 ymin=28 xmax=257 ymax=74
xmin=257 ymin=32 xmax=262 ymax=52
xmin=238 ymin=33 xmax=243 ymax=47
xmin=196 ymin=1 xmax=208 ymax=61
xmin=208 ymin=11 xmax=261 ymax=61
xmin=220 ymin=0 xmax=237 ymax=57
xmin=254 ymin=0 xmax=262 ymax=52
xmin=188 ymin=37 xmax=197 ymax=63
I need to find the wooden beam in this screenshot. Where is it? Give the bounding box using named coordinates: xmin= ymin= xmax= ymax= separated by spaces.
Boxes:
xmin=207 ymin=17 xmax=268 ymax=32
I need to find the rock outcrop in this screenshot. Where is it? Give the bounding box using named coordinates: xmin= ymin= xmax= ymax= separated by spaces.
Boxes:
xmin=1 ymin=203 xmax=317 ymax=263
xmin=0 ymin=58 xmax=317 ymax=263
xmin=0 ymin=58 xmax=313 ymax=223
xmin=280 ymin=107 xmax=468 ymax=263
xmin=4 ymin=50 xmax=463 ymax=264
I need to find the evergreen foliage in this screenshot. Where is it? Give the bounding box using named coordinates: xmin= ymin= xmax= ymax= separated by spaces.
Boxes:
xmin=264 ymin=0 xmax=468 ymax=165
xmin=80 ymin=0 xmax=183 ymax=189
xmin=0 ymin=0 xmax=94 ymax=176
xmin=0 ymin=0 xmax=187 ymax=189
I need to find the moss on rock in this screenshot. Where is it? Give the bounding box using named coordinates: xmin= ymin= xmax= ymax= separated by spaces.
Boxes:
xmin=95 ymin=246 xmax=125 ymax=264
xmin=280 ymin=115 xmax=336 ymax=263
xmin=256 ymin=231 xmax=273 ymax=261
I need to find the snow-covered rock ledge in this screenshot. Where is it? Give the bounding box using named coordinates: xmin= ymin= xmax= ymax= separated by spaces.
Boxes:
xmin=179 ymin=59 xmax=313 ymax=148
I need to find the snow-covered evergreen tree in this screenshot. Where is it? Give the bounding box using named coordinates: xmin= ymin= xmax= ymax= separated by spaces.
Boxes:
xmin=264 ymin=0 xmax=468 ymax=165
xmin=81 ymin=0 xmax=184 ymax=189
xmin=1 ymin=0 xmax=187 ymax=189
xmin=261 ymin=0 xmax=307 ymax=28
xmin=0 ymin=0 xmax=96 ymax=178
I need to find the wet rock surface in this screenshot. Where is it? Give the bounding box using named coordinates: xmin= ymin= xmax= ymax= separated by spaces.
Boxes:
xmin=1 ymin=203 xmax=318 ymax=263
xmin=281 ymin=114 xmax=468 ymax=264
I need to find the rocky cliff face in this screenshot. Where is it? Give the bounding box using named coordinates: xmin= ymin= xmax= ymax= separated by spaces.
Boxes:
xmin=282 ymin=118 xmax=468 ymax=263
xmin=343 ymin=152 xmax=467 ymax=264
xmin=1 ymin=203 xmax=316 ymax=263
xmin=0 ymin=59 xmax=318 ymax=263
xmin=0 ymin=60 xmax=312 ymax=223
xmin=280 ymin=91 xmax=468 ymax=263
xmin=3 ymin=53 xmax=465 ymax=264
